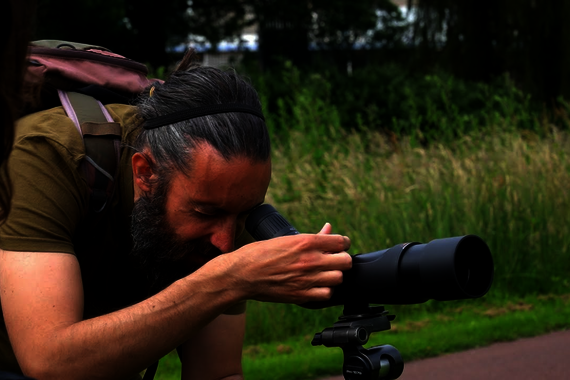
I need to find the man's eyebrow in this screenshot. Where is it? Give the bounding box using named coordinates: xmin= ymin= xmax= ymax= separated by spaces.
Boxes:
xmin=188 ymin=200 xmax=216 ymax=207
xmin=188 ymin=200 xmax=224 ymax=212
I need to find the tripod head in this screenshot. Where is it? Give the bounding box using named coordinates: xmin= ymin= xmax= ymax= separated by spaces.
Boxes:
xmin=312 ymin=304 xmax=403 ymax=380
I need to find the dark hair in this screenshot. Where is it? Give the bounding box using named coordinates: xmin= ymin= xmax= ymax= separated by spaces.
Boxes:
xmin=0 ymin=0 xmax=36 ymax=223
xmin=133 ymin=50 xmax=270 ymax=185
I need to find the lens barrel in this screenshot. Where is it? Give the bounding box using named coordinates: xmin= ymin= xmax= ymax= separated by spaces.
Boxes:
xmin=246 ymin=204 xmax=494 ymax=309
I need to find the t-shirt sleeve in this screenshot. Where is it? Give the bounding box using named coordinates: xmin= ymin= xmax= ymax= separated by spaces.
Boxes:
xmin=0 ymin=127 xmax=89 ymax=254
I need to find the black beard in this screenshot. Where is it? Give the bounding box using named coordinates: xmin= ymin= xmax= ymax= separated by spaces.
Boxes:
xmin=130 ymin=185 xmax=222 ymax=294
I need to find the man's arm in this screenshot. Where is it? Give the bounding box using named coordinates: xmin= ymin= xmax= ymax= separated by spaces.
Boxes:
xmin=0 ymin=234 xmax=350 ymax=380
xmin=0 ymin=250 xmax=239 ymax=380
xmin=177 ymin=313 xmax=246 ymax=380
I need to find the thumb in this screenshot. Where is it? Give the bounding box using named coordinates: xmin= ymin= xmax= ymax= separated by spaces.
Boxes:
xmin=318 ymin=222 xmax=332 ymax=235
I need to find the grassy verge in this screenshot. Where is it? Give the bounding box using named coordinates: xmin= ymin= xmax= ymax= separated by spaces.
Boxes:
xmin=242 ymin=294 xmax=570 ymax=380
xmin=154 ymin=294 xmax=570 ymax=380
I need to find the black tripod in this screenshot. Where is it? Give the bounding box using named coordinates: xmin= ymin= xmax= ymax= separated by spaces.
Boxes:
xmin=311 ymin=304 xmax=404 ymax=380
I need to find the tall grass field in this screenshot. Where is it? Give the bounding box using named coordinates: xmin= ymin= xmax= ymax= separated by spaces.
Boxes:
xmin=247 ymin=115 xmax=570 ymax=345
xmin=156 ymin=67 xmax=570 ymax=379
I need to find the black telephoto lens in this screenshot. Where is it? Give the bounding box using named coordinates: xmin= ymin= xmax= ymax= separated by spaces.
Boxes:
xmin=246 ymin=204 xmax=494 ymax=308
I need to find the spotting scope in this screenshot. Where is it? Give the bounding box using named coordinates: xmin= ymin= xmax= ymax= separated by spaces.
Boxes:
xmin=246 ymin=204 xmax=494 ymax=308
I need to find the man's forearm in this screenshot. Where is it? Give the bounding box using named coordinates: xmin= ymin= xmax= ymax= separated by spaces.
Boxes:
xmin=11 ymin=268 xmax=243 ymax=380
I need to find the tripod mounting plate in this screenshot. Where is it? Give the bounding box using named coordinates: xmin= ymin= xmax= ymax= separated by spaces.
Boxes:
xmin=312 ymin=305 xmax=395 ymax=347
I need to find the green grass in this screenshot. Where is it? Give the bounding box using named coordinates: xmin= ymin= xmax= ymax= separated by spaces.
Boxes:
xmin=243 ymin=125 xmax=570 ymax=344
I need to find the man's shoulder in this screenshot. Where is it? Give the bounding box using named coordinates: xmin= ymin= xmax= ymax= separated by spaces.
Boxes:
xmin=106 ymin=103 xmax=138 ymax=120
xmin=106 ymin=104 xmax=142 ymax=143
xmin=14 ymin=106 xmax=85 ymax=161
xmin=14 ymin=104 xmax=140 ymax=159
xmin=16 ymin=106 xmax=76 ymax=139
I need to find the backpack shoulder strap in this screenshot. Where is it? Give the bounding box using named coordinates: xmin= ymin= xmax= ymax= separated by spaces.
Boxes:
xmin=58 ymin=90 xmax=121 ymax=213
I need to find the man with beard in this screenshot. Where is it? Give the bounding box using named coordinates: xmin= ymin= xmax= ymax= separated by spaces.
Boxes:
xmin=0 ymin=51 xmax=352 ymax=380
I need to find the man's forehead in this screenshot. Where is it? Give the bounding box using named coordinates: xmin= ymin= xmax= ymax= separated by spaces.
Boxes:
xmin=185 ymin=143 xmax=270 ymax=177
xmin=169 ymin=143 xmax=271 ymax=212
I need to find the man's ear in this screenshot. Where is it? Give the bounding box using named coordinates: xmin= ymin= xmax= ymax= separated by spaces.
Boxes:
xmin=132 ymin=152 xmax=156 ymax=195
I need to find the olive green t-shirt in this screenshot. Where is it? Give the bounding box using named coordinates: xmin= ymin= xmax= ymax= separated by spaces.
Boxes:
xmin=0 ymin=104 xmax=249 ymax=375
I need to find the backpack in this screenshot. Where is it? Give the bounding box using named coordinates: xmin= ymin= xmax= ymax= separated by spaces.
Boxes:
xmin=23 ymin=40 xmax=158 ymax=213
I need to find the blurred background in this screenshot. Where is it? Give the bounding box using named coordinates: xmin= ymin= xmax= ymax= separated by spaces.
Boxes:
xmin=32 ymin=0 xmax=570 ymax=137
xmin=29 ymin=1 xmax=570 ymax=379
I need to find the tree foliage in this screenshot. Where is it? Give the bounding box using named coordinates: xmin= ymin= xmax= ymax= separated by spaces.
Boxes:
xmin=411 ymin=0 xmax=570 ymax=101
xmin=186 ymin=0 xmax=250 ymax=51
xmin=310 ymin=0 xmax=404 ymax=50
xmin=32 ymin=0 xmax=404 ymax=68
xmin=30 ymin=0 xmax=570 ymax=102
xmin=187 ymin=0 xmax=406 ymax=67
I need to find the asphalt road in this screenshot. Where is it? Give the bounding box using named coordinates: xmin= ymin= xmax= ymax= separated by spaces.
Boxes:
xmin=319 ymin=329 xmax=570 ymax=380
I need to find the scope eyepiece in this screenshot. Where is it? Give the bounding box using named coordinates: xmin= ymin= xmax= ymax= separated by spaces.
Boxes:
xmin=246 ymin=204 xmax=299 ymax=240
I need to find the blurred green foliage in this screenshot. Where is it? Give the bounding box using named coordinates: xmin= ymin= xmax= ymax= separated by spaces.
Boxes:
xmin=242 ymin=60 xmax=569 ymax=141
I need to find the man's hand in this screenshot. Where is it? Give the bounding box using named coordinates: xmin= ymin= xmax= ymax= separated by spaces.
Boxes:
xmin=202 ymin=232 xmax=352 ymax=305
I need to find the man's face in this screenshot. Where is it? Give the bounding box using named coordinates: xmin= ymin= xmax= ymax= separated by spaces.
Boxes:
xmin=131 ymin=143 xmax=271 ymax=291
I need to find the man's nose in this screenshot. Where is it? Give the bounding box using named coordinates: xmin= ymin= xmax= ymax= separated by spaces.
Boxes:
xmin=210 ymin=217 xmax=236 ymax=253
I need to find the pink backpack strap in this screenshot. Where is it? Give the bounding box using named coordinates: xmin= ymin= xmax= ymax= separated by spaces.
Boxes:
xmin=58 ymin=90 xmax=122 ymax=213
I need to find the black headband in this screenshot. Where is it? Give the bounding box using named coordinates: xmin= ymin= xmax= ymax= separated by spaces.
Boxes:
xmin=142 ymin=103 xmax=265 ymax=130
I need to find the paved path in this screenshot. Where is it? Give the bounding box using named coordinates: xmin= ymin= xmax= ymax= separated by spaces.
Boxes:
xmin=319 ymin=329 xmax=570 ymax=379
